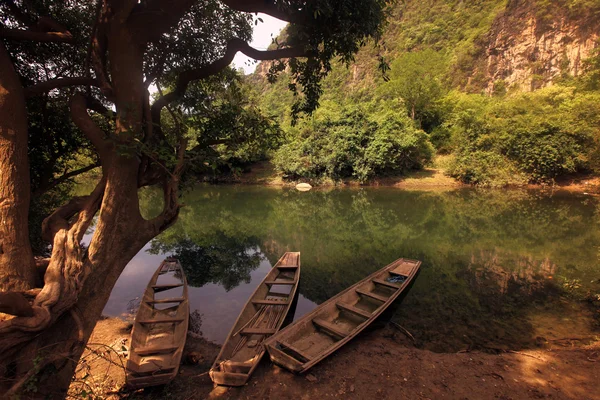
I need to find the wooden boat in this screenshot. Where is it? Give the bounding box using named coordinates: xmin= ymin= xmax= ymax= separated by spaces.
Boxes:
xmin=210 ymin=252 xmax=301 ymax=386
xmin=126 ymin=258 xmax=189 ymax=389
xmin=264 ymin=257 xmax=421 ymax=373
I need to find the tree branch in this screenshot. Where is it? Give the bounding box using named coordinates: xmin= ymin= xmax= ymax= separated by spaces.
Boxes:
xmin=33 ymin=163 xmax=100 ymax=197
xmin=0 ymin=292 xmax=34 ymax=317
xmin=70 ymin=93 xmax=111 ymax=161
xmin=24 ymin=77 xmax=98 ymax=97
xmin=220 ymin=0 xmax=297 ymax=22
xmin=151 ymin=38 xmax=307 ymax=125
xmin=0 ymin=27 xmax=74 ymax=43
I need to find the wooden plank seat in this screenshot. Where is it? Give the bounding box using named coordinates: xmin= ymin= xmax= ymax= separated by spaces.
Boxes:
xmin=276 ymin=265 xmax=299 ymax=269
xmin=372 ymin=278 xmax=401 ymax=289
xmin=312 ymin=318 xmax=348 ymax=340
xmin=151 ymin=283 xmax=183 ymax=292
xmin=279 ymin=341 xmax=312 ymax=362
xmin=134 ymin=346 xmax=179 ymax=356
xmin=128 ymin=359 xmax=175 ymax=374
xmin=221 ymin=360 xmax=252 ymax=367
xmin=138 ymin=318 xmax=185 ymax=325
xmin=240 ymin=327 xmax=277 ymax=335
xmin=265 ymin=280 xmax=296 ymax=285
xmin=355 ymin=288 xmax=388 ymax=302
xmin=336 ymin=302 xmax=371 ymax=319
xmin=251 ymin=299 xmax=290 ymax=305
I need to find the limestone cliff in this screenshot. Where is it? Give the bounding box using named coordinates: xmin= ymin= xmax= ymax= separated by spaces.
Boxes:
xmin=480 ymin=0 xmax=599 ymax=93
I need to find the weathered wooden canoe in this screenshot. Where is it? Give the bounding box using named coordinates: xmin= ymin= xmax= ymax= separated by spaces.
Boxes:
xmin=210 ymin=252 xmax=301 ymax=386
xmin=264 ymin=257 xmax=421 ymax=373
xmin=126 ymin=258 xmax=189 ymax=389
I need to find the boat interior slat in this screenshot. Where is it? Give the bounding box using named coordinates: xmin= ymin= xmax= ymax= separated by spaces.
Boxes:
xmin=128 ymin=360 xmax=175 ymax=374
xmin=336 ymin=302 xmax=371 ymax=319
xmin=372 ymin=278 xmax=401 ymax=289
xmin=267 ymin=291 xmax=289 ymax=297
xmin=312 ymin=318 xmax=348 ymax=340
xmin=355 ymin=288 xmax=388 ymax=302
xmin=276 ymin=265 xmax=298 ymax=269
xmin=279 ymin=341 xmax=312 ymax=362
xmin=152 ymin=283 xmax=183 ymax=292
xmin=240 ymin=327 xmax=277 ymax=335
xmin=133 ymin=346 xmax=178 ymax=356
xmin=265 ymin=280 xmax=296 ymax=285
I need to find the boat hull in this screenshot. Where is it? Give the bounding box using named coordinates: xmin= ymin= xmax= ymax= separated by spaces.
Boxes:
xmin=209 ymin=252 xmax=301 ymax=386
xmin=264 ymin=257 xmax=421 ymax=374
xmin=126 ymin=258 xmax=189 ymax=389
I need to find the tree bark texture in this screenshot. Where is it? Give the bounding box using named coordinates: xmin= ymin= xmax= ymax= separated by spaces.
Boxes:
xmin=0 ymin=41 xmax=35 ymax=291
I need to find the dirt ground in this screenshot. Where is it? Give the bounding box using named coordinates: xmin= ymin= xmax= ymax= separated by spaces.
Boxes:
xmin=72 ymin=318 xmax=600 ymax=400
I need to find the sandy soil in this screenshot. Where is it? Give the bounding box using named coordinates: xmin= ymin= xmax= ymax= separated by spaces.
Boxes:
xmin=72 ymin=318 xmax=600 ymax=400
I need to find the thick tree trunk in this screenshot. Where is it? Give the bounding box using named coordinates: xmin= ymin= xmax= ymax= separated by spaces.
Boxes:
xmin=0 ymin=42 xmax=35 ymax=291
xmin=1 ymin=9 xmax=180 ymax=398
xmin=2 ymin=25 xmax=162 ymax=397
xmin=23 ymin=160 xmax=153 ymax=397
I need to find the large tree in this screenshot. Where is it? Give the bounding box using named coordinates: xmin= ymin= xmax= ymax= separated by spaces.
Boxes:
xmin=0 ymin=0 xmax=387 ymax=397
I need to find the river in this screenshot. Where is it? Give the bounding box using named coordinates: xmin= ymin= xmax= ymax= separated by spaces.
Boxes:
xmin=100 ymin=185 xmax=600 ymax=352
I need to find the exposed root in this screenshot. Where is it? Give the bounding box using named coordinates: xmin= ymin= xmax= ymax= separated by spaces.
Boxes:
xmin=390 ymin=321 xmax=416 ymax=344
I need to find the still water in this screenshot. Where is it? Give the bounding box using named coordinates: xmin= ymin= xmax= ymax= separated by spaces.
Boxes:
xmin=102 ymin=185 xmax=600 ymax=352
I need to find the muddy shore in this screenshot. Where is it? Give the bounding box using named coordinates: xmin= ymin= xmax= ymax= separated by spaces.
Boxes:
xmin=71 ymin=318 xmax=599 ymax=399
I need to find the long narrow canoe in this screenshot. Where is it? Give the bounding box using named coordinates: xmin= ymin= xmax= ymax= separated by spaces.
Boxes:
xmin=126 ymin=258 xmax=189 ymax=389
xmin=210 ymin=252 xmax=301 ymax=386
xmin=264 ymin=257 xmax=421 ymax=373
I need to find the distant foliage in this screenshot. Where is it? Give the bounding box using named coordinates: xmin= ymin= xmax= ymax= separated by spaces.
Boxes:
xmin=445 ymin=87 xmax=600 ymax=185
xmin=252 ymin=0 xmax=600 ymax=186
xmin=273 ymin=104 xmax=434 ymax=182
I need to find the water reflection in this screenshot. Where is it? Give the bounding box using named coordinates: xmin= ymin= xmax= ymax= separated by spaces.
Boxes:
xmin=104 ymin=186 xmax=600 ymax=351
xmin=149 ymin=233 xmax=263 ymax=291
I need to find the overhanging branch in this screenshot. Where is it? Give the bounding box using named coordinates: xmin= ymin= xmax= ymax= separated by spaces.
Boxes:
xmin=220 ymin=0 xmax=298 ymax=22
xmin=24 ymin=77 xmax=98 ymax=97
xmin=33 ymin=163 xmax=100 ymax=197
xmin=151 ymin=38 xmax=307 ymax=123
xmin=70 ymin=93 xmax=111 ymax=161
xmin=0 ymin=27 xmax=74 ymax=43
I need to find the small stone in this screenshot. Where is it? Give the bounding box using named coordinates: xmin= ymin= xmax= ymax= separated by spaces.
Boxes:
xmin=306 ymin=374 xmax=318 ymax=382
xmin=349 ymin=384 xmax=355 ymax=393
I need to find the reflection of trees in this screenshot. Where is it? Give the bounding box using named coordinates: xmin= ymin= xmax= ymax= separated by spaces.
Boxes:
xmin=149 ymin=232 xmax=263 ymax=291
xmin=144 ymin=185 xmax=600 ymax=352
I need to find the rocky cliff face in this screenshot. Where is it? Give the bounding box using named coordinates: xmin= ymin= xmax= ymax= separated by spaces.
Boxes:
xmin=481 ymin=0 xmax=599 ymax=93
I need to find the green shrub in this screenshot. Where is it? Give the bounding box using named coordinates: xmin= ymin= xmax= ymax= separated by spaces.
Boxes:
xmin=448 ymin=150 xmax=527 ymax=187
xmin=273 ymin=106 xmax=433 ymax=182
xmin=444 ymin=87 xmax=599 ymax=185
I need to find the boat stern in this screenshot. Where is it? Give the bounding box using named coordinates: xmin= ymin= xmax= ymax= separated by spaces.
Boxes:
xmin=209 ymin=369 xmax=251 ymax=387
xmin=264 ymin=343 xmax=304 ymax=373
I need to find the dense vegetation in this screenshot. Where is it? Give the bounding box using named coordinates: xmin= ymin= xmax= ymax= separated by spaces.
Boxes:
xmin=249 ymin=0 xmax=600 ymax=186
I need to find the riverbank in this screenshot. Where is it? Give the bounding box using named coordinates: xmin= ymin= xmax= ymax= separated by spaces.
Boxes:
xmin=207 ymin=160 xmax=600 ymax=194
xmin=71 ymin=318 xmax=600 ymax=399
